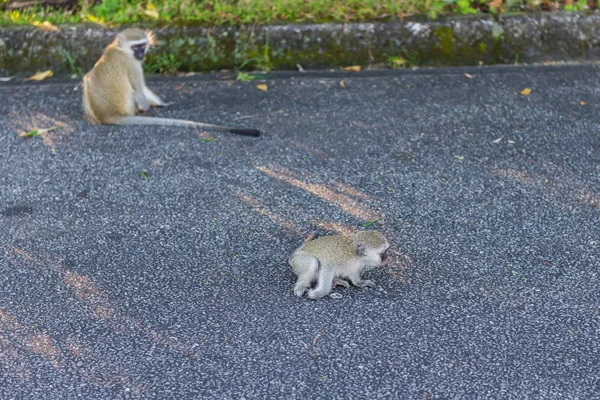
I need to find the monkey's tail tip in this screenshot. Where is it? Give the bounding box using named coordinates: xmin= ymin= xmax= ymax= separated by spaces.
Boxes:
xmin=229 ymin=128 xmax=261 ymax=137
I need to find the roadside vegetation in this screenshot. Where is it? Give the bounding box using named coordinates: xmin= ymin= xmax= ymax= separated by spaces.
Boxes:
xmin=0 ymin=0 xmax=597 ymax=26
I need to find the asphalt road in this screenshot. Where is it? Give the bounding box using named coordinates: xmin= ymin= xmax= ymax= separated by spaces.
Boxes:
xmin=1 ymin=65 xmax=599 ymax=399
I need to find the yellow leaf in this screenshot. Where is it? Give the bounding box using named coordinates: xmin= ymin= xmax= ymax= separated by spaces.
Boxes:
xmin=454 ymin=155 xmax=465 ymax=160
xmin=340 ymin=80 xmax=346 ymax=88
xmin=580 ymin=100 xmax=587 ymax=105
xmin=256 ymin=84 xmax=268 ymax=92
xmin=464 ymin=73 xmax=473 ymax=79
xmin=343 ymin=65 xmax=362 ymax=72
xmin=390 ymin=57 xmax=406 ymax=66
xmin=144 ymin=2 xmax=160 ymax=19
xmin=25 ymin=70 xmax=53 ymax=81
xmin=491 ymin=137 xmax=502 ymax=144
xmin=32 ymin=21 xmax=60 ymax=32
xmin=520 ymin=88 xmax=531 ymax=95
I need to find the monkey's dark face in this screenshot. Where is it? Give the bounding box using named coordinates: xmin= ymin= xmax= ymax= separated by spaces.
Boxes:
xmin=131 ymin=43 xmax=146 ymax=61
xmin=380 ymin=247 xmax=389 ymax=264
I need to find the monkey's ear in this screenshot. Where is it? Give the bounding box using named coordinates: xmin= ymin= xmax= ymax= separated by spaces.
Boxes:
xmin=355 ymin=243 xmax=366 ymax=257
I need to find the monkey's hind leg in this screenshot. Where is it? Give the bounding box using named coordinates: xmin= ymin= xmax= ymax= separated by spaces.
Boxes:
xmin=349 ymin=276 xmax=375 ymax=288
xmin=333 ymin=278 xmax=350 ymax=288
xmin=289 ymin=252 xmax=319 ymax=297
xmin=308 ymin=266 xmax=335 ymax=300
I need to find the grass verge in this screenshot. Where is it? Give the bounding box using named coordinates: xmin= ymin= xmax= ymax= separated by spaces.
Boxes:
xmin=0 ymin=0 xmax=596 ymax=26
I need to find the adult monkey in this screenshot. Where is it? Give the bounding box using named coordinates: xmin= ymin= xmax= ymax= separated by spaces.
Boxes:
xmin=82 ymin=28 xmax=260 ymax=137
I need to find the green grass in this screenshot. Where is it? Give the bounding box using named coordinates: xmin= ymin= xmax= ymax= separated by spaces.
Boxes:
xmin=0 ymin=0 xmax=597 ymax=26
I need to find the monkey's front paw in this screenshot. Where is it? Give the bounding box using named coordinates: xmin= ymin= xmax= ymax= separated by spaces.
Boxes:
xmin=294 ymin=284 xmax=308 ymax=297
xmin=307 ymin=290 xmax=327 ymax=300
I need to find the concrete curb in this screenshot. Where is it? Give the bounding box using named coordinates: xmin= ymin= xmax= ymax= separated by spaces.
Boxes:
xmin=1 ymin=12 xmax=600 ymax=77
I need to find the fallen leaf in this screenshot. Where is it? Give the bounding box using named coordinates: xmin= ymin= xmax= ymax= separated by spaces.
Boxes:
xmin=200 ymin=138 xmax=218 ymax=143
xmin=256 ymin=84 xmax=268 ymax=92
xmin=144 ymin=2 xmax=160 ymax=19
xmin=0 ymin=76 xmax=14 ymax=82
xmin=580 ymin=100 xmax=587 ymax=105
xmin=25 ymin=70 xmax=53 ymax=81
xmin=340 ymin=80 xmax=346 ymax=88
xmin=18 ymin=125 xmax=60 ymax=137
xmin=454 ymin=155 xmax=465 ymax=160
xmin=303 ymin=232 xmax=317 ymax=242
xmin=140 ymin=171 xmax=148 ymax=179
xmin=362 ymin=218 xmax=380 ymax=228
xmin=32 ymin=21 xmax=60 ymax=32
xmin=343 ymin=65 xmax=362 ymax=72
xmin=507 ymin=140 xmax=515 ymax=144
xmin=520 ymin=88 xmax=531 ymax=95
xmin=464 ymin=73 xmax=473 ymax=79
xmin=491 ymin=137 xmax=503 ymax=144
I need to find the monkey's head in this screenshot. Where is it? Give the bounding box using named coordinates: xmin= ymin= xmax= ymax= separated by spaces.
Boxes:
xmin=352 ymin=231 xmax=390 ymax=266
xmin=117 ymin=28 xmax=154 ymax=61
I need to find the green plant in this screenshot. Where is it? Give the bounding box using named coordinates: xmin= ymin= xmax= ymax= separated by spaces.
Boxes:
xmin=427 ymin=0 xmax=447 ymax=18
xmin=236 ymin=72 xmax=253 ymax=82
xmin=144 ymin=52 xmax=182 ymax=74
xmin=63 ymin=51 xmax=84 ymax=77
xmin=236 ymin=31 xmax=273 ymax=72
xmin=565 ymin=0 xmax=587 ymax=11
xmin=387 ymin=41 xmax=421 ymax=68
xmin=442 ymin=0 xmax=478 ymax=14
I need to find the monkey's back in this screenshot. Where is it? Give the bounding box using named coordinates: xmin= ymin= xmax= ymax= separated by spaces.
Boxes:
xmin=301 ymin=236 xmax=355 ymax=265
xmin=83 ymin=46 xmax=135 ymax=123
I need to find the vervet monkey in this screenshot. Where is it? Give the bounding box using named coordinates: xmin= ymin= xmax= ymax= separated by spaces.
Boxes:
xmin=82 ymin=28 xmax=260 ymax=137
xmin=289 ymin=230 xmax=389 ymax=299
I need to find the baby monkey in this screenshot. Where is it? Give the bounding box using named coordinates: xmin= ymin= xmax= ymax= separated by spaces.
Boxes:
xmin=82 ymin=28 xmax=260 ymax=137
xmin=289 ymin=230 xmax=389 ymax=299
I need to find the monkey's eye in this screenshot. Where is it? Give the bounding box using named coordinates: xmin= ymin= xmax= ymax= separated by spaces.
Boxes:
xmin=131 ymin=44 xmax=145 ymax=52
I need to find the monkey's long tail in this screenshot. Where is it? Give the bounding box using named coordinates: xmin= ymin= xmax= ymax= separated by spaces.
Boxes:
xmin=116 ymin=116 xmax=260 ymax=137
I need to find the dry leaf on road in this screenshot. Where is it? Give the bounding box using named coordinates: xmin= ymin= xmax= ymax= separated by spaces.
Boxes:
xmin=25 ymin=70 xmax=53 ymax=81
xmin=340 ymin=80 xmax=346 ymax=88
xmin=256 ymin=84 xmax=268 ymax=92
xmin=520 ymin=88 xmax=531 ymax=95
xmin=343 ymin=65 xmax=362 ymax=72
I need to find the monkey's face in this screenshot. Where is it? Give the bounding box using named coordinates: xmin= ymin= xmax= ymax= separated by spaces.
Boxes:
xmin=131 ymin=43 xmax=147 ymax=61
xmin=379 ymin=246 xmax=390 ymax=265
xmin=357 ymin=242 xmax=390 ymax=267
